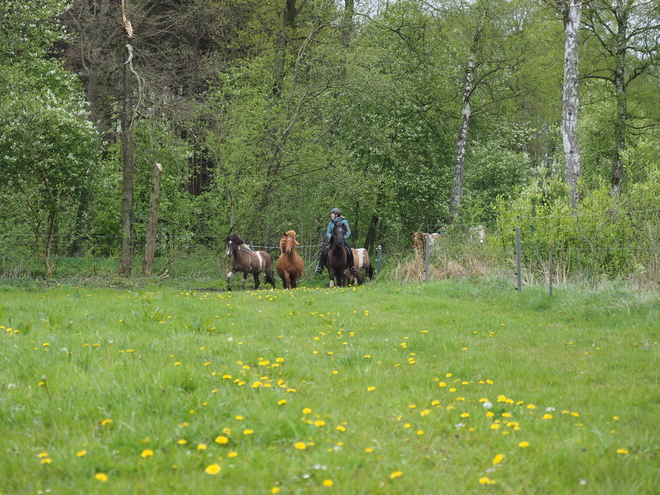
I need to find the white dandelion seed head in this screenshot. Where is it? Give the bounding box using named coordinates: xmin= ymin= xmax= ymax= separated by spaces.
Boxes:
xmin=227 ymin=337 xmax=234 ymax=342
xmin=483 ymin=401 xmax=493 ymax=409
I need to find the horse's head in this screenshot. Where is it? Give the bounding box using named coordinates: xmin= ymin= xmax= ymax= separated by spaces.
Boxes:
xmin=281 ymin=230 xmax=299 ymax=254
xmin=226 ymin=233 xmax=245 ymax=257
xmin=412 ymin=231 xmax=425 ymax=249
xmin=331 ymin=223 xmax=347 ymax=246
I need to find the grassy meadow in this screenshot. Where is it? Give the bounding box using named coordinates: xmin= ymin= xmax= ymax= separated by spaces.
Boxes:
xmin=1 ymin=277 xmax=659 ymax=494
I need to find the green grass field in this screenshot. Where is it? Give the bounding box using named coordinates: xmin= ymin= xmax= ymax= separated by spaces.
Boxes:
xmin=1 ymin=278 xmax=659 ymax=494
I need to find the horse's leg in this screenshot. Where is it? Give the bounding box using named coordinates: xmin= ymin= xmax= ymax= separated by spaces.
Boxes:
xmin=242 ymin=273 xmax=249 ymax=290
xmin=227 ymin=269 xmax=233 ymax=291
xmin=252 ymin=272 xmax=260 ymax=290
xmin=267 ymin=269 xmax=276 ymax=289
xmin=328 ymin=268 xmax=335 ymax=288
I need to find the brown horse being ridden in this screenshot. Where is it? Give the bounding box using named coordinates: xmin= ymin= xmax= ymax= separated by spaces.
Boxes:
xmin=225 ymin=233 xmax=276 ymax=291
xmin=276 ymin=230 xmax=305 ymax=289
xmin=326 ymin=223 xmax=352 ymax=288
xmin=344 ymin=247 xmax=374 ymax=285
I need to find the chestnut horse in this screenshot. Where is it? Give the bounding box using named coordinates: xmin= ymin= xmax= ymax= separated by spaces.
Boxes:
xmin=326 ymin=223 xmax=350 ymax=288
xmin=276 ymin=230 xmax=305 ymax=289
xmin=225 ymin=233 xmax=276 ymax=291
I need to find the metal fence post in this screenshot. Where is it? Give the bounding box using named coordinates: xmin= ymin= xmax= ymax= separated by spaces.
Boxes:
xmin=515 ymin=227 xmax=522 ymax=291
xmin=377 ymin=242 xmax=382 ymax=275
xmin=425 ymin=233 xmax=430 ymax=283
xmin=549 ymin=244 xmax=553 ymax=296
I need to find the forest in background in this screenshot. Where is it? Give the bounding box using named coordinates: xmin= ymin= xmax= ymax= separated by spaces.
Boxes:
xmin=1 ymin=0 xmax=659 ymax=282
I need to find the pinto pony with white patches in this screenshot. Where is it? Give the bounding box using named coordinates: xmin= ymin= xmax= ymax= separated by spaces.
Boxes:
xmin=344 ymin=248 xmax=374 ymax=285
xmin=225 ymin=233 xmax=276 ymax=291
xmin=276 ymin=230 xmax=305 ymax=289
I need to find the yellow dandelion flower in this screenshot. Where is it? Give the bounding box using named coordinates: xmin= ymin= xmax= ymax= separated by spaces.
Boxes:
xmin=493 ymin=454 xmax=504 ymax=465
xmin=41 ymin=458 xmax=52 ymax=464
xmin=336 ymin=425 xmax=346 ymax=432
xmin=100 ymin=419 xmax=112 ymax=426
xmin=272 ymin=488 xmax=281 ymax=494
xmin=460 ymin=412 xmax=470 ymax=418
xmin=278 ymin=399 xmax=287 ymax=405
xmin=76 ymin=450 xmax=87 ymax=457
xmin=420 ymin=409 xmax=431 ymax=416
xmin=543 ymin=414 xmax=553 ymax=420
xmin=302 ymin=408 xmax=312 ymax=414
xmin=314 ymin=420 xmax=325 ymax=427
xmin=490 ymin=424 xmax=500 ymax=430
xmin=617 ymin=448 xmax=629 ymax=455
xmin=235 ymin=415 xmax=244 ymax=420
xmin=294 ymin=442 xmax=307 ymax=450
xmin=197 ymin=444 xmax=207 ymax=451
xmin=95 ymin=473 xmax=108 ymax=482
xmin=519 ymin=441 xmax=530 ymax=448
xmin=177 ymin=439 xmax=187 ymax=445
xmin=38 ymin=452 xmax=49 ymax=458
xmin=390 ymin=471 xmax=403 ymax=479
xmin=215 ymin=435 xmax=229 ymax=444
xmin=323 ymin=479 xmax=334 ymax=487
xmin=526 ymin=404 xmax=536 ymax=410
xmin=141 ymin=449 xmax=154 ymax=458
xmin=367 ymin=386 xmax=376 ymax=392
xmin=365 ymin=447 xmax=374 ymax=453
xmin=227 ymin=451 xmax=238 ymax=458
xmin=205 ymin=463 xmax=222 ymax=475
xmin=243 ymin=429 xmax=254 ymax=435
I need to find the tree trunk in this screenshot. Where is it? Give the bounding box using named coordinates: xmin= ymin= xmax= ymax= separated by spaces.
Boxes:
xmin=558 ymin=0 xmax=582 ymax=208
xmin=611 ymin=3 xmax=627 ymax=197
xmin=364 ymin=214 xmax=379 ymax=254
xmin=119 ymin=0 xmax=135 ymax=277
xmin=450 ymin=56 xmax=475 ymax=221
xmin=143 ymin=163 xmax=163 ymax=276
xmin=119 ymin=42 xmax=135 ymax=277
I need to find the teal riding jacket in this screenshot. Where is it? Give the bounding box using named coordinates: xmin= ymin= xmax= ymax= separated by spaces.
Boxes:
xmin=324 ymin=216 xmax=351 ymax=244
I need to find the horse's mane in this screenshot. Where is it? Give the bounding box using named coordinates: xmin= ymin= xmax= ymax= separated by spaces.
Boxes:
xmin=228 ymin=233 xmax=253 ymax=252
xmin=332 ymin=222 xmax=347 ymax=238
xmin=280 ymin=230 xmax=298 ymax=253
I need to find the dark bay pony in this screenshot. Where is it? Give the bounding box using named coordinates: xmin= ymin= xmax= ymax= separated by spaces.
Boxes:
xmin=225 ymin=233 xmax=276 ymax=291
xmin=276 ymin=230 xmax=305 ymax=289
xmin=326 ymin=223 xmax=350 ymax=288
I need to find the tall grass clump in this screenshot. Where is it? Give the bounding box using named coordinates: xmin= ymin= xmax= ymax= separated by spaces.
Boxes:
xmin=0 ymin=279 xmax=659 ymax=493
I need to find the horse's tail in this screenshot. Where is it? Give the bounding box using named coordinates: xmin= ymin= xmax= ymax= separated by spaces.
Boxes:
xmin=365 ymin=263 xmax=374 ymax=280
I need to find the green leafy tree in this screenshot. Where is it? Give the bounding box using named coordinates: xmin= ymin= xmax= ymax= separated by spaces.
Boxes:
xmin=0 ymin=1 xmax=99 ymax=277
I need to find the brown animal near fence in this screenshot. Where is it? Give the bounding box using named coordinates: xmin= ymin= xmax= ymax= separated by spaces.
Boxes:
xmin=412 ymin=231 xmax=443 ymax=252
xmin=225 ymin=233 xmax=276 ymax=291
xmin=276 ymin=230 xmax=305 ymax=289
xmin=344 ymin=247 xmax=374 ymax=285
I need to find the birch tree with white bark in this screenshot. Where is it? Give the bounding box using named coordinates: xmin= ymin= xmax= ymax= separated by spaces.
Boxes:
xmin=556 ymin=0 xmax=583 ymax=208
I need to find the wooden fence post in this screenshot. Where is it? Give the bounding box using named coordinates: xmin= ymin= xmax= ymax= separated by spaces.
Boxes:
xmin=143 ymin=163 xmax=162 ymax=276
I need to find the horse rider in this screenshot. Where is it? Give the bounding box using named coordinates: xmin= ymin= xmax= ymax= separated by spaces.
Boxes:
xmin=315 ymin=208 xmax=359 ymax=275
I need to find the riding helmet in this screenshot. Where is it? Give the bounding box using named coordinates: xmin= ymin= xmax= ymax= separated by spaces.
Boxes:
xmin=330 ymin=208 xmax=342 ymax=216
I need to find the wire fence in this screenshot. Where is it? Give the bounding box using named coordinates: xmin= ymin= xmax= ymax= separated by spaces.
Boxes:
xmin=2 ymin=208 xmax=659 ymax=289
